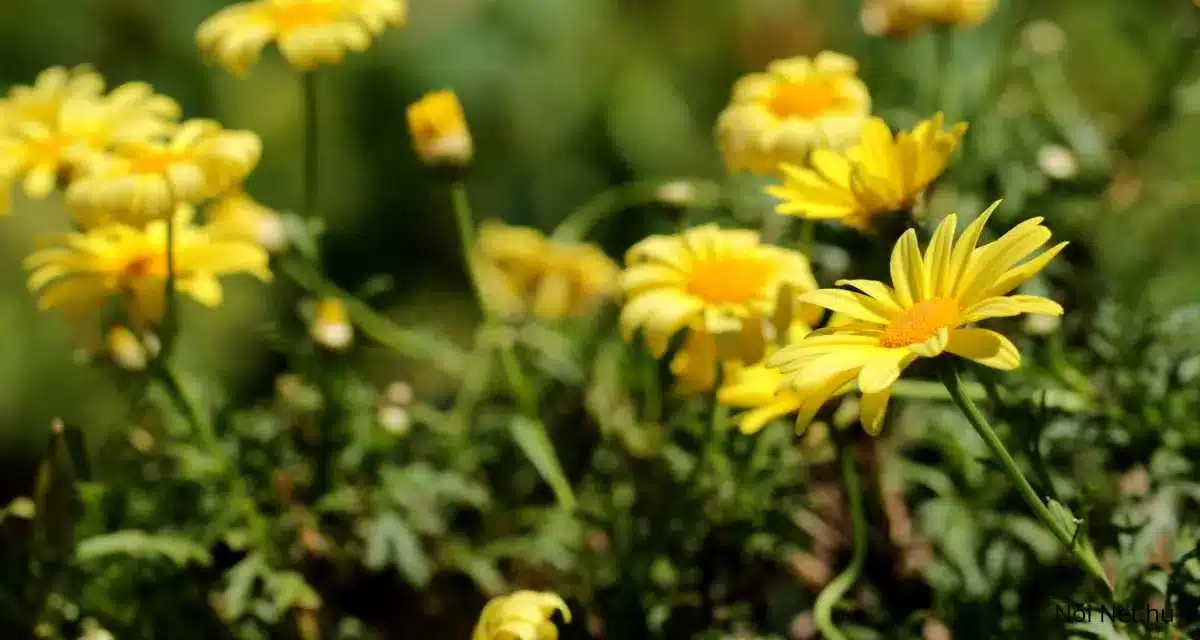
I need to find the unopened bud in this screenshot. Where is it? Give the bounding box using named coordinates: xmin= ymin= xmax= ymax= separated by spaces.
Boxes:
xmin=309 ymin=298 xmax=353 ymax=351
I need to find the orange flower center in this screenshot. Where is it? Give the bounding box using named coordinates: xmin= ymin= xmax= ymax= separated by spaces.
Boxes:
xmin=686 ymin=257 xmax=775 ymax=305
xmin=270 ymin=0 xmax=339 ymax=31
xmin=767 ymin=79 xmax=844 ymax=119
xmin=121 ymin=252 xmax=167 ymax=279
xmin=129 ymin=150 xmax=180 ymax=175
xmin=28 ymin=134 xmax=73 ymax=164
xmin=878 ymin=297 xmax=959 ymax=348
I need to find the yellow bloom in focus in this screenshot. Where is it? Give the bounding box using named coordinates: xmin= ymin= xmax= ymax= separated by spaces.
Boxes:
xmin=766 ymin=202 xmax=1066 ymax=435
xmin=66 ymin=119 xmax=262 ymax=227
xmin=619 ymin=225 xmax=821 ymax=361
xmin=309 ymin=297 xmax=354 ymax=350
xmin=24 ymin=209 xmax=272 ymax=330
xmin=0 ymin=68 xmax=180 ymax=215
xmin=715 ymin=52 xmax=870 ymax=176
xmin=406 ymin=90 xmax=473 ymax=168
xmin=767 ymin=113 xmax=967 ymax=231
xmin=472 ymin=590 xmax=571 ymax=640
xmin=205 ymin=190 xmax=288 ymax=252
xmin=196 ymin=0 xmax=407 ymax=74
xmin=474 ymin=220 xmax=618 ymax=320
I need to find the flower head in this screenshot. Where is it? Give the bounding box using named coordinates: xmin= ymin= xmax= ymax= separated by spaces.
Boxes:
xmin=767 ymin=114 xmax=966 ymax=231
xmin=766 ymin=202 xmax=1066 ymax=435
xmin=407 ymin=90 xmax=473 ymax=168
xmin=196 ymin=0 xmax=407 ymax=74
xmin=619 ymin=224 xmax=821 ymax=360
xmin=715 ymin=52 xmax=870 ymax=176
xmin=66 ymin=119 xmax=261 ymax=227
xmin=475 ymin=220 xmax=618 ymax=321
xmin=861 ymin=0 xmax=997 ymax=36
xmin=24 ymin=208 xmax=272 ymax=330
xmin=0 ymin=67 xmax=180 ymax=215
xmin=309 ymin=297 xmax=354 ymax=350
xmin=472 ymin=590 xmax=571 ymax=640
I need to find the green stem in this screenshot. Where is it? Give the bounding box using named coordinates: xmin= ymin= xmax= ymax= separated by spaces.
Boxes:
xmin=449 ymin=182 xmax=486 ymax=312
xmin=938 ymin=359 xmax=1110 ymax=588
xmin=302 ymin=71 xmax=319 ymax=221
xmin=800 ymin=219 xmax=815 ymax=255
xmin=813 ymin=426 xmax=867 ymax=640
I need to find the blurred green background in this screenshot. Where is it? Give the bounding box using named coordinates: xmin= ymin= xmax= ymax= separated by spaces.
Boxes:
xmin=0 ymin=0 xmax=1198 ymax=483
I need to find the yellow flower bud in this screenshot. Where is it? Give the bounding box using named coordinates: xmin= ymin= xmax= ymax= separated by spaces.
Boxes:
xmin=472 ymin=591 xmax=571 ymax=640
xmin=406 ymin=90 xmax=473 ymax=168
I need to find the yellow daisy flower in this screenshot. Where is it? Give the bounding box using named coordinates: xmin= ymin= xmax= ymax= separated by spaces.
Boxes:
xmin=0 ymin=71 xmax=180 ymax=215
xmin=204 ymin=189 xmax=288 ymax=252
xmin=196 ymin=0 xmax=408 ymax=74
xmin=66 ymin=119 xmax=261 ymax=227
xmin=24 ymin=208 xmax=272 ymax=330
xmin=767 ymin=113 xmax=967 ymax=231
xmin=766 ymin=202 xmax=1066 ymax=435
xmin=474 ymin=220 xmax=619 ymax=320
xmin=715 ymin=51 xmax=871 ymax=176
xmin=471 ymin=590 xmax=571 ymax=640
xmin=618 ymin=224 xmax=822 ymax=363
xmin=406 ymin=90 xmax=473 ymax=168
xmin=0 ymin=65 xmax=106 ymax=130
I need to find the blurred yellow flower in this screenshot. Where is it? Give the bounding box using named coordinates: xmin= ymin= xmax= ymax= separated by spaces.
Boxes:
xmin=309 ymin=297 xmax=354 ymax=350
xmin=406 ymin=90 xmax=473 ymax=168
xmin=767 ymin=113 xmax=966 ymax=231
xmin=66 ymin=119 xmax=261 ymax=227
xmin=472 ymin=590 xmax=570 ymax=640
xmin=196 ymin=0 xmax=407 ymax=74
xmin=205 ymin=189 xmax=288 ymax=252
xmin=0 ymin=68 xmax=180 ymax=215
xmin=715 ymin=52 xmax=870 ymax=176
xmin=861 ymin=0 xmax=996 ymax=36
xmin=618 ymin=225 xmax=821 ymax=361
xmin=24 ymin=208 xmax=272 ymax=330
xmin=0 ymin=65 xmax=105 ymax=129
xmin=105 ymin=325 xmax=152 ymax=371
xmin=474 ymin=220 xmax=618 ymax=320
xmin=766 ymin=203 xmax=1065 ymax=435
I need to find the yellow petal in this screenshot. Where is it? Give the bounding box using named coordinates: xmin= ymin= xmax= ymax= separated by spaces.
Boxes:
xmin=908 ymin=326 xmax=949 ymax=358
xmin=924 ymin=213 xmax=958 ymax=298
xmin=981 ymin=241 xmax=1068 ymax=299
xmin=860 ymin=384 xmax=894 ymax=436
xmin=735 ymin=397 xmax=805 ymax=434
xmin=889 ymin=229 xmax=925 ymax=306
xmin=857 ymin=349 xmax=916 ymax=394
xmin=797 ymin=288 xmax=895 ymax=324
xmin=945 ymin=200 xmax=999 ymax=295
xmin=946 ymin=328 xmax=1021 ymax=370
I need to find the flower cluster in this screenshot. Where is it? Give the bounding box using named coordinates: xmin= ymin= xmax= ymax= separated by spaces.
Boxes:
xmin=0 ymin=65 xmax=276 ymax=341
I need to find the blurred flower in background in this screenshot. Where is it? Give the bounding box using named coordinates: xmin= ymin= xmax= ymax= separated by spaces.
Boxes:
xmin=767 ymin=113 xmax=967 ymax=231
xmin=204 ymin=189 xmax=288 ymax=253
xmin=715 ymin=52 xmax=870 ymax=176
xmin=309 ymin=296 xmax=354 ymax=350
xmin=474 ymin=220 xmax=618 ymax=321
xmin=196 ymin=0 xmax=409 ymax=74
xmin=66 ymin=119 xmax=262 ymax=227
xmin=0 ymin=65 xmax=181 ymax=215
xmin=471 ymin=590 xmax=571 ymax=640
xmin=861 ymin=0 xmax=997 ymax=37
xmin=406 ymin=89 xmax=474 ymax=169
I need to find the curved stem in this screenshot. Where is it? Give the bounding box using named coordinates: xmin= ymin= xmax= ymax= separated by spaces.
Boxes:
xmin=813 ymin=427 xmax=867 ymax=640
xmin=550 ymin=178 xmax=722 ymax=242
xmin=938 ymin=359 xmax=1110 ymax=588
xmin=449 ymin=182 xmax=486 ymax=312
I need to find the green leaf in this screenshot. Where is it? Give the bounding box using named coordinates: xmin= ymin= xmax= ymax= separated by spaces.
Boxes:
xmin=266 ymin=571 xmax=322 ymax=612
xmin=364 ymin=512 xmax=433 ymax=587
xmin=443 ymin=541 xmax=507 ymax=596
xmin=221 ymin=553 xmax=268 ymax=621
xmin=75 ymin=530 xmax=212 ymax=567
xmin=1047 ymin=499 xmax=1111 ymax=591
xmin=1 ymin=496 xmax=36 ymax=522
xmin=1004 ymin=515 xmax=1063 ymax=563
xmin=509 ymin=415 xmax=577 ymax=511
